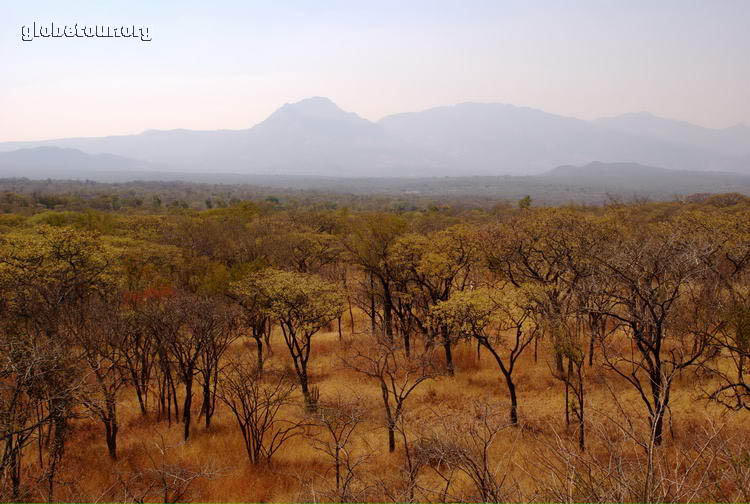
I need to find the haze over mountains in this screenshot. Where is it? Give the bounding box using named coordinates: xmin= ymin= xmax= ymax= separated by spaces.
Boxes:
xmin=1 ymin=97 xmax=748 ymax=179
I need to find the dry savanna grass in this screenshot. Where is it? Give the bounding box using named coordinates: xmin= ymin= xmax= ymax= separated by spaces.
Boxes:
xmin=32 ymin=310 xmax=750 ymax=503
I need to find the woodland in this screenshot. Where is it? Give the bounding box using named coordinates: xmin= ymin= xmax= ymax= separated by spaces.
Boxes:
xmin=1 ymin=181 xmax=750 ymax=502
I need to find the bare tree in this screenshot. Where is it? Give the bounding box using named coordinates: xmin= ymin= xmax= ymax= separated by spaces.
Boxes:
xmin=69 ymin=296 xmax=129 ymax=460
xmin=218 ymin=359 xmax=306 ymax=465
xmin=307 ymin=393 xmax=369 ymax=499
xmin=119 ymin=292 xmax=160 ymax=417
xmin=693 ymin=215 xmax=750 ymax=412
xmin=699 ymin=289 xmax=750 ymax=411
xmin=343 ymin=334 xmax=443 ymax=452
xmin=114 ymin=434 xmax=219 ymax=503
xmin=194 ymin=300 xmax=239 ymax=430
xmin=526 ymin=393 xmax=729 ymax=503
xmin=554 ymin=330 xmax=587 ymax=451
xmin=136 ymin=295 xmax=184 ymax=426
xmin=156 ymin=294 xmax=201 ymax=441
xmin=416 ymin=401 xmax=518 ymax=503
xmin=589 ymin=222 xmax=721 ymax=445
xmin=482 ymin=211 xmax=593 ymax=375
xmin=0 ymin=331 xmax=78 ymax=500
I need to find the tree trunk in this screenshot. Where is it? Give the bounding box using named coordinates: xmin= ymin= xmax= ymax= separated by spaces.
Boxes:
xmin=381 ymin=279 xmax=394 ymax=341
xmin=443 ymin=336 xmax=454 ymax=376
xmin=348 ymin=296 xmax=355 ymax=335
xmin=587 ymin=314 xmax=599 ymax=366
xmin=381 ymin=382 xmax=396 ymax=452
xmin=650 ymin=363 xmax=666 ymax=446
xmin=653 ymin=405 xmax=665 ymax=446
xmin=202 ymin=378 xmax=212 ymax=429
xmin=578 ymin=377 xmax=585 ymax=452
xmin=133 ymin=379 xmax=147 ymax=416
xmin=183 ymin=376 xmax=193 ymax=440
xmin=301 ymin=378 xmax=310 ymax=405
xmin=209 ymin=366 xmax=219 ymax=425
xmin=104 ymin=396 xmax=119 ymax=460
xmin=10 ymin=442 xmax=20 ymax=500
xmin=166 ymin=368 xmax=180 ymax=423
xmin=104 ymin=420 xmax=118 ymax=460
xmin=46 ymin=414 xmax=68 ymax=503
xmin=565 ymin=358 xmax=572 ymax=426
xmin=369 ymin=274 xmax=377 ymax=336
xmin=264 ymin=322 xmax=273 ymax=357
xmin=505 ymin=374 xmax=518 ymax=425
xmin=159 ymin=376 xmax=168 ymax=424
xmin=140 ymin=358 xmax=151 ymax=413
xmin=300 ymin=372 xmax=317 ymax=412
xmin=256 ymin=336 xmax=264 ymax=374
xmin=335 ymin=448 xmax=341 ymax=490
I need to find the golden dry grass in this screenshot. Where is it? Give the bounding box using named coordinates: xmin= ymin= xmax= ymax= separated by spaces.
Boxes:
xmin=34 ymin=315 xmax=749 ymax=503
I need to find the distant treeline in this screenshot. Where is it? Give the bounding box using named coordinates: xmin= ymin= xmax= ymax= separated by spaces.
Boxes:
xmin=1 ymin=176 xmax=749 ymax=216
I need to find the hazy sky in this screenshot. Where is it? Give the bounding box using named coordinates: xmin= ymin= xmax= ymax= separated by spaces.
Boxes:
xmin=1 ymin=0 xmax=749 ymax=142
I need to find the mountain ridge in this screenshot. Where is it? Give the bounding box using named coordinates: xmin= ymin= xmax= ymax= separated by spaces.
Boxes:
xmin=1 ymin=98 xmax=748 ymax=177
xmin=0 ymin=146 xmax=166 ymax=178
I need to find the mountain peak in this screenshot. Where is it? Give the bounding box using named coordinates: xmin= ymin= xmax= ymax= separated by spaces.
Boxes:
xmin=2 ymin=99 xmax=749 ymax=178
xmin=292 ymin=96 xmax=338 ymax=107
xmin=255 ymin=96 xmax=374 ymax=133
xmin=275 ymin=96 xmax=348 ymax=118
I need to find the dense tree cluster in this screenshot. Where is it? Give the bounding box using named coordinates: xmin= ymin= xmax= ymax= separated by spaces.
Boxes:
xmin=0 ymin=190 xmax=749 ymax=502
xmin=3 ymin=177 xmax=748 ymax=216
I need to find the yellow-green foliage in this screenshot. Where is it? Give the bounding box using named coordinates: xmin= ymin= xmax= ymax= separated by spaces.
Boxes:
xmin=29 ymin=209 xmax=119 ymax=233
xmin=233 ymin=268 xmax=345 ymax=333
xmin=1 ymin=193 xmax=750 ymax=502
xmin=0 ymin=225 xmax=116 ymax=310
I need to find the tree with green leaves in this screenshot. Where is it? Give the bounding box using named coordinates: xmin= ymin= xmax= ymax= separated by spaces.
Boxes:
xmin=431 ymin=288 xmax=537 ymax=425
xmin=240 ymin=269 xmax=344 ymax=410
xmin=0 ymin=226 xmax=113 ymax=499
xmin=344 ymin=213 xmax=407 ymax=341
xmin=392 ymin=224 xmax=480 ymax=374
xmin=229 ymin=272 xmax=273 ymax=374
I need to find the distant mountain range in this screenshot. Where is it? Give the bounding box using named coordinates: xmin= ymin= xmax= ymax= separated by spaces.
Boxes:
xmin=2 ymin=148 xmax=748 ymax=203
xmin=0 ymin=146 xmax=164 ymax=179
xmin=541 ymin=161 xmax=750 ymax=193
xmin=1 ymin=97 xmax=748 ymax=177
